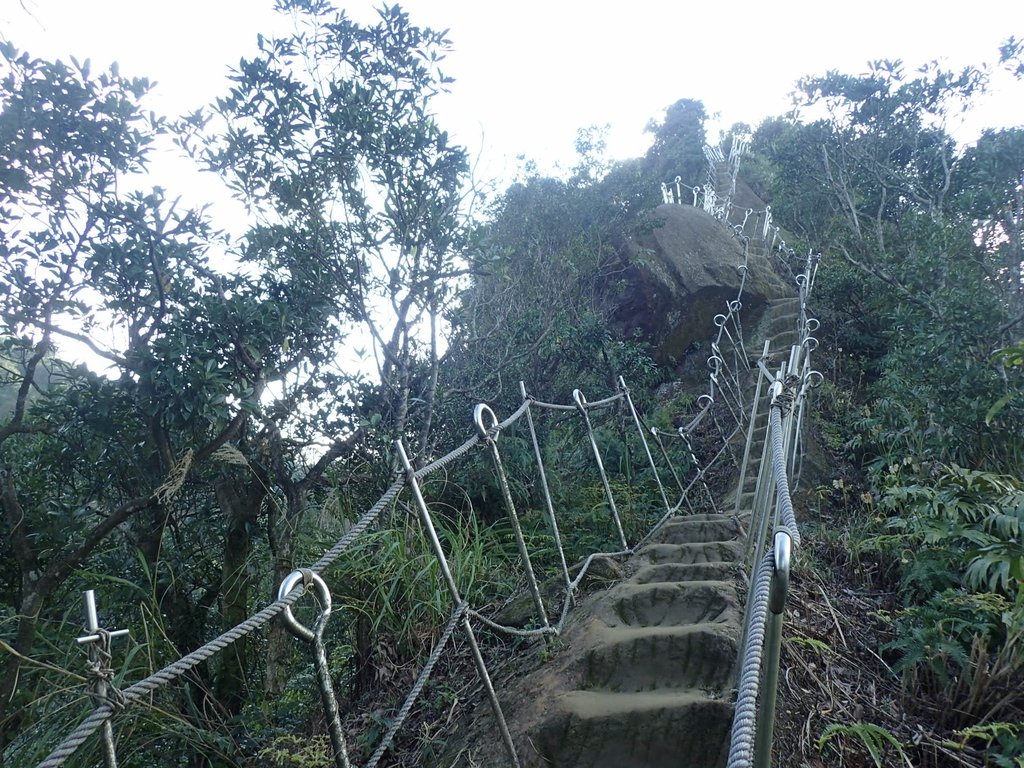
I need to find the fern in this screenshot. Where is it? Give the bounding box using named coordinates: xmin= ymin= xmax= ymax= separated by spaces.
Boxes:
xmin=817 ymin=722 xmax=912 ymax=767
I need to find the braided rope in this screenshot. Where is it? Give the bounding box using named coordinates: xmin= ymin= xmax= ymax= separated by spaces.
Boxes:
xmin=726 ymin=551 xmax=774 ymax=768
xmin=365 ymin=602 xmax=469 ymax=768
xmin=769 ymin=405 xmax=801 ymax=547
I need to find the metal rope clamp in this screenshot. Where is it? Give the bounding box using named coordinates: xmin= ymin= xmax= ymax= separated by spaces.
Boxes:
xmin=769 ymin=528 xmax=792 ymax=615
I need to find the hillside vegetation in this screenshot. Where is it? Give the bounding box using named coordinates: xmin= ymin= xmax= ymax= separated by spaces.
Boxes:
xmin=1 ymin=2 xmax=1023 ymax=765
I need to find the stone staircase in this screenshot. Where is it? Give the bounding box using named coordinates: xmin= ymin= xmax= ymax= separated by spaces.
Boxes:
xmin=462 ymin=292 xmax=802 ymax=768
xmin=524 ymin=514 xmax=745 ymax=767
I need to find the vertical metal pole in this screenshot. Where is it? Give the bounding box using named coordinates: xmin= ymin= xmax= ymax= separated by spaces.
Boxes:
xmin=754 ymin=530 xmax=792 ymax=768
xmin=744 ymin=404 xmax=778 ymax=575
xmin=395 ymin=440 xmax=521 ymax=768
xmin=573 ymin=390 xmax=629 ymax=551
xmin=520 ymin=382 xmax=573 ymax=599
xmin=734 ymin=340 xmax=771 ymax=518
xmin=754 ymin=611 xmax=784 ymax=768
xmin=82 ymin=591 xmax=118 ymax=768
xmin=475 ymin=404 xmax=551 ymax=635
xmin=278 ymin=571 xmax=352 ymax=768
xmin=618 ymin=377 xmax=671 ymax=516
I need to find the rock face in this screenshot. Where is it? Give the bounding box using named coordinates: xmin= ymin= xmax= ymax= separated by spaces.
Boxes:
xmin=612 ymin=204 xmax=791 ymax=364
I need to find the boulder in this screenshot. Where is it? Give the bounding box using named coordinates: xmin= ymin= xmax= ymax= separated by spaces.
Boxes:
xmin=612 ymin=204 xmax=792 ymax=364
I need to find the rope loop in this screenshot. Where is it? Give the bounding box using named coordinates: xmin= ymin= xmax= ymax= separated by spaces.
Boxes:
xmin=771 ymin=373 xmax=801 ymax=416
xmin=473 ymin=403 xmax=501 ymax=442
xmin=277 ymin=569 xmax=332 ymax=644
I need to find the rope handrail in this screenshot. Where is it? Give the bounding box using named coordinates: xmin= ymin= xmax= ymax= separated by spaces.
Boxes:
xmin=37 ymin=374 xmax=729 ymax=768
xmin=657 ymin=155 xmax=823 ymax=767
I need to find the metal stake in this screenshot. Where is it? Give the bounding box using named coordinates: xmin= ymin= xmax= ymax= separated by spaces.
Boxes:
xmin=396 ymin=440 xmax=521 ymax=767
xmin=76 ymin=590 xmax=127 ymax=768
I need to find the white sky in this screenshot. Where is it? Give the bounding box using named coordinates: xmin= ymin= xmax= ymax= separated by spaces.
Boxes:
xmin=3 ymin=0 xmax=1022 ymax=193
xmin=1 ymin=0 xmax=1021 ymax=376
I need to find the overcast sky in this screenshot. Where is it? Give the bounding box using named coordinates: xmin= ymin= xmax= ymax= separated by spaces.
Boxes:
xmin=2 ymin=0 xmax=1022 ymax=211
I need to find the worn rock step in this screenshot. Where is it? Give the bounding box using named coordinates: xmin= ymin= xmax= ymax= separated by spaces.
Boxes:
xmin=581 ymin=625 xmax=737 ymax=692
xmin=532 ymin=690 xmax=732 ymax=768
xmin=630 ymin=562 xmax=736 ymax=585
xmin=635 ymin=540 xmax=743 ymax=566
xmin=601 ymin=582 xmax=740 ymax=627
xmin=652 ymin=517 xmax=743 ymax=544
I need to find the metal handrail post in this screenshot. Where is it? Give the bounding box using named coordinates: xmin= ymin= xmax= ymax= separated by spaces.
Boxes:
xmin=744 ymin=364 xmax=785 ymax=576
xmin=618 ymin=377 xmax=672 ymax=516
xmin=754 ymin=530 xmax=792 ymax=768
xmin=475 ymin=405 xmax=551 ymax=636
xmin=734 ymin=340 xmax=771 ymax=518
xmin=574 ymin=389 xmax=629 ymax=551
xmin=519 ymin=382 xmax=573 ymax=598
xmin=396 ymin=440 xmax=521 ymax=768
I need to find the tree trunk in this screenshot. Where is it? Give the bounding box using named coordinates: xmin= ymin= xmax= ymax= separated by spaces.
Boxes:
xmin=0 ymin=585 xmax=42 ymax=760
xmin=214 ymin=479 xmax=265 ymax=714
xmin=264 ymin=497 xmax=298 ymax=699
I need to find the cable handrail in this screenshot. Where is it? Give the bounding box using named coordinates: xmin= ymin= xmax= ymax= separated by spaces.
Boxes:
xmin=36 ymin=370 xmax=739 ymax=768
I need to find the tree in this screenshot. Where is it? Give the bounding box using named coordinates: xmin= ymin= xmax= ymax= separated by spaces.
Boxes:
xmin=0 ymin=0 xmax=478 ymax=751
xmin=752 ymin=54 xmax=1024 ymax=468
xmin=643 ymin=97 xmax=708 ymax=187
xmin=186 ymin=0 xmax=471 ymax=696
xmin=0 ymin=42 xmax=276 ymax=752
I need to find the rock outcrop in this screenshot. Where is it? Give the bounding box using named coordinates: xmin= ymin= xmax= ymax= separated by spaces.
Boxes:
xmin=612 ymin=204 xmax=791 ymax=364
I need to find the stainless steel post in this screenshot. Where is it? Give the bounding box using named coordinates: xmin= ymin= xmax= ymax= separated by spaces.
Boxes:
xmin=396 ymin=440 xmax=521 ymax=767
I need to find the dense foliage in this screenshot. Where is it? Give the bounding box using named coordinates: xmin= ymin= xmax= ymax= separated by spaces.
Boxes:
xmin=749 ymin=51 xmax=1024 ymax=765
xmin=0 ymin=3 xmax=702 ymax=765
xmin=2 ymin=2 xmax=1022 ymax=765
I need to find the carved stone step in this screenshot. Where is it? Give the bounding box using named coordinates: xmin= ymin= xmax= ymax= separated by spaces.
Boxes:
xmin=602 ymin=581 xmax=739 ymax=627
xmin=635 ymin=540 xmax=743 ymax=566
xmin=530 ymin=690 xmax=732 ymax=768
xmin=652 ymin=517 xmax=743 ymax=545
xmin=630 ymin=562 xmax=736 ymax=584
xmin=581 ymin=624 xmax=737 ymax=693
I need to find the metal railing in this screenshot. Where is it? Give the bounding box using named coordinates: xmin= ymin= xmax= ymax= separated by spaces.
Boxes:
xmin=728 ymin=248 xmax=822 ymax=768
xmin=36 ymin=364 xmax=742 ymax=768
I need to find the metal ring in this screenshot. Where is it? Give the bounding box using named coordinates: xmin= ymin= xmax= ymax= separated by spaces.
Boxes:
xmin=572 ymin=388 xmax=588 ymax=411
xmin=713 ymin=313 xmax=728 ymax=328
xmin=697 ymin=393 xmax=714 ymax=409
xmin=769 ymin=530 xmax=791 ymax=615
xmin=736 ymin=264 xmax=748 ymax=276
xmin=802 ymin=336 xmax=819 ymax=352
xmin=707 ymin=354 xmax=723 ymax=372
xmin=805 ymin=317 xmax=821 ymax=332
xmin=805 ymin=370 xmax=824 ymax=389
xmin=277 ymin=569 xmax=332 ymax=644
xmin=474 ymin=403 xmax=499 ymax=440
xmin=729 ymin=300 xmax=743 ymax=313
xmin=795 ymin=274 xmax=808 ymax=287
